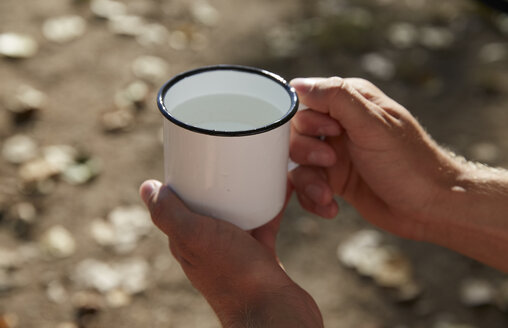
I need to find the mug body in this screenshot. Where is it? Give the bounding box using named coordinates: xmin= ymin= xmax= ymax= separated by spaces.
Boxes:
xmin=158 ymin=65 xmax=298 ymax=230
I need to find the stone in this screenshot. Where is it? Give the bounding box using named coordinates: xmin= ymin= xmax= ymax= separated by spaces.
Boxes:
xmin=136 ymin=23 xmax=170 ymax=47
xmin=114 ymin=258 xmax=149 ymax=294
xmin=5 ymin=85 xmax=46 ymax=121
xmin=114 ymin=80 xmax=149 ymax=110
xmin=338 ymin=229 xmax=420 ymax=296
xmin=46 ymin=280 xmax=68 ymax=304
xmin=108 ymin=15 xmax=145 ymax=36
xmin=132 ymin=55 xmax=169 ymax=84
xmin=42 ymin=15 xmax=87 ymax=43
xmin=74 ymin=258 xmax=150 ymax=294
xmin=62 ymin=157 xmax=101 ymax=185
xmin=71 ymin=290 xmax=104 ymax=321
xmin=107 ymin=205 xmax=152 ymax=253
xmin=41 ymin=225 xmax=76 ymax=258
xmin=387 ymin=22 xmax=418 ymax=48
xmin=89 ymin=218 xmax=116 ymax=247
xmin=191 ymin=1 xmax=220 ymax=27
xmin=419 ymin=26 xmax=454 ymax=50
xmin=0 ymin=33 xmax=38 ymax=58
xmin=468 ymin=142 xmax=500 ymax=163
xmin=169 ymin=30 xmax=188 ymax=50
xmin=478 ymin=42 xmax=507 ymax=63
xmin=56 ymin=323 xmax=78 ymax=328
xmin=105 ymin=288 xmax=131 ymax=308
xmin=8 ymin=202 xmax=37 ymax=238
xmin=459 ymin=279 xmax=495 ymax=307
xmin=100 ymin=108 xmax=135 ymax=132
xmin=19 ymin=158 xmax=60 ymax=184
xmin=2 ymin=134 xmax=38 ymax=164
xmin=42 ymin=145 xmax=78 ymax=173
xmin=361 ymin=53 xmax=395 ymax=81
xmin=90 ymin=0 xmax=126 ymax=19
xmin=74 ymin=259 xmax=121 ymax=293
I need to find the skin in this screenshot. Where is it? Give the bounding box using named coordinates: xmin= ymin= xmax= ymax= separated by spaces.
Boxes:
xmin=140 ymin=77 xmax=508 ymax=327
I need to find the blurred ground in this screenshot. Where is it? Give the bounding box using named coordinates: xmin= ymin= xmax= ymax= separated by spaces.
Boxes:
xmin=0 ymin=0 xmax=507 ymax=327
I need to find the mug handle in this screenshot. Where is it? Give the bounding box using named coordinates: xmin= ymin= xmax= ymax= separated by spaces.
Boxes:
xmin=287 ymin=103 xmax=309 ymax=171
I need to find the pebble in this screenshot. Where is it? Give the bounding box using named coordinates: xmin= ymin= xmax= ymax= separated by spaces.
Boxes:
xmin=105 ymin=288 xmax=132 ymax=308
xmin=169 ymin=30 xmax=189 ymax=50
xmin=46 ymin=280 xmax=68 ymax=304
xmin=338 ymin=230 xmax=420 ymax=298
xmin=89 ymin=218 xmax=116 ymax=247
xmin=478 ymin=42 xmax=507 ymax=63
xmin=191 ymin=1 xmax=220 ymax=27
xmin=0 ymin=248 xmax=20 ymax=269
xmin=107 ymin=205 xmax=152 ymax=253
xmin=6 ymin=85 xmax=46 ymax=120
xmin=8 ymin=202 xmax=37 ymax=238
xmin=0 ymin=33 xmax=38 ymax=58
xmin=19 ymin=158 xmax=60 ymax=184
xmin=100 ymin=108 xmax=135 ymax=132
xmin=56 ymin=323 xmax=78 ymax=328
xmin=468 ymin=142 xmax=500 ymax=163
xmin=2 ymin=134 xmax=38 ymax=165
xmin=266 ymin=26 xmax=299 ymax=58
xmin=114 ymin=80 xmax=149 ymax=110
xmin=419 ymin=26 xmax=454 ymax=50
xmin=74 ymin=259 xmax=121 ymax=293
xmin=42 ymin=145 xmax=78 ymax=173
xmin=132 ymin=55 xmax=169 ymax=84
xmin=40 ymin=225 xmax=77 ymax=258
xmin=108 ymin=15 xmax=145 ymax=36
xmin=62 ymin=157 xmax=101 ymax=185
xmin=361 ymin=53 xmax=395 ymax=81
xmin=42 ymin=15 xmax=87 ymax=43
xmin=459 ymin=278 xmax=495 ymax=307
xmin=71 ymin=290 xmax=104 ymax=319
xmin=387 ymin=22 xmax=418 ymax=48
xmin=90 ymin=0 xmax=126 ymax=19
xmin=114 ymin=258 xmax=149 ymax=294
xmin=74 ymin=257 xmax=149 ymax=294
xmin=136 ymin=23 xmax=169 ymax=47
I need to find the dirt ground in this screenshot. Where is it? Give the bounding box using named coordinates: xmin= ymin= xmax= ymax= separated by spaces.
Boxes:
xmin=1 ymin=0 xmax=508 ymax=327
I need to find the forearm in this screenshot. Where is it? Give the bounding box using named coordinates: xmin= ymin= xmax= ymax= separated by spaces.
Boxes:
xmin=210 ymin=283 xmax=323 ymax=328
xmin=425 ymin=160 xmax=508 ymax=272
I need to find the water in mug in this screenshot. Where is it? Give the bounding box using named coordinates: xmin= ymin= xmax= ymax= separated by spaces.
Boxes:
xmin=170 ymin=94 xmax=283 ymax=132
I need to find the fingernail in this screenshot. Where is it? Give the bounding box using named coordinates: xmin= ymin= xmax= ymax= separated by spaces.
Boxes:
xmin=305 ymin=184 xmax=323 ymax=203
xmin=290 ymin=78 xmax=315 ymax=95
xmin=308 ymin=151 xmax=333 ymax=165
xmin=140 ymin=180 xmax=161 ymax=204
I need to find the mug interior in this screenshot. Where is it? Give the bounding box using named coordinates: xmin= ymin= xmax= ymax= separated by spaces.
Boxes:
xmin=158 ymin=66 xmax=298 ymax=136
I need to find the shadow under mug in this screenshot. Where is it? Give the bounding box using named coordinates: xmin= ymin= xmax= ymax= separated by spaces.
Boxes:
xmin=157 ymin=65 xmax=299 ymax=230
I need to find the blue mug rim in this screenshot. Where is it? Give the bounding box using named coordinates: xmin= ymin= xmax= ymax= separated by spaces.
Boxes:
xmin=156 ymin=64 xmax=299 ymax=137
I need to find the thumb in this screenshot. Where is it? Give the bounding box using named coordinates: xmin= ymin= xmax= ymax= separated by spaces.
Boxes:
xmin=290 ymin=77 xmax=385 ymax=136
xmin=139 ymin=179 xmax=200 ymax=240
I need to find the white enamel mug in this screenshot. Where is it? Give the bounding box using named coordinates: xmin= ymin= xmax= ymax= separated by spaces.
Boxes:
xmin=157 ymin=65 xmax=298 ymax=230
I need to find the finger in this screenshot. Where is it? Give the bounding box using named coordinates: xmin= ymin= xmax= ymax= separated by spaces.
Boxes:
xmin=251 ymin=181 xmax=293 ymax=253
xmin=292 ymin=109 xmax=342 ymax=137
xmin=296 ymin=191 xmax=339 ymax=219
xmin=290 ymin=127 xmax=337 ymax=167
xmin=139 ymin=180 xmax=203 ymax=242
xmin=289 ymin=166 xmax=333 ymax=206
xmin=290 ymin=77 xmax=388 ymax=135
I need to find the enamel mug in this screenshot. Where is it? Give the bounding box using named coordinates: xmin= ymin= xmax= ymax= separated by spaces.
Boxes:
xmin=157 ymin=65 xmax=298 ymax=230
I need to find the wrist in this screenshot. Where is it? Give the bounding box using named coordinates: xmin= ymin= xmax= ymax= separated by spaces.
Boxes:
xmin=422 ymin=158 xmax=508 ymax=271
